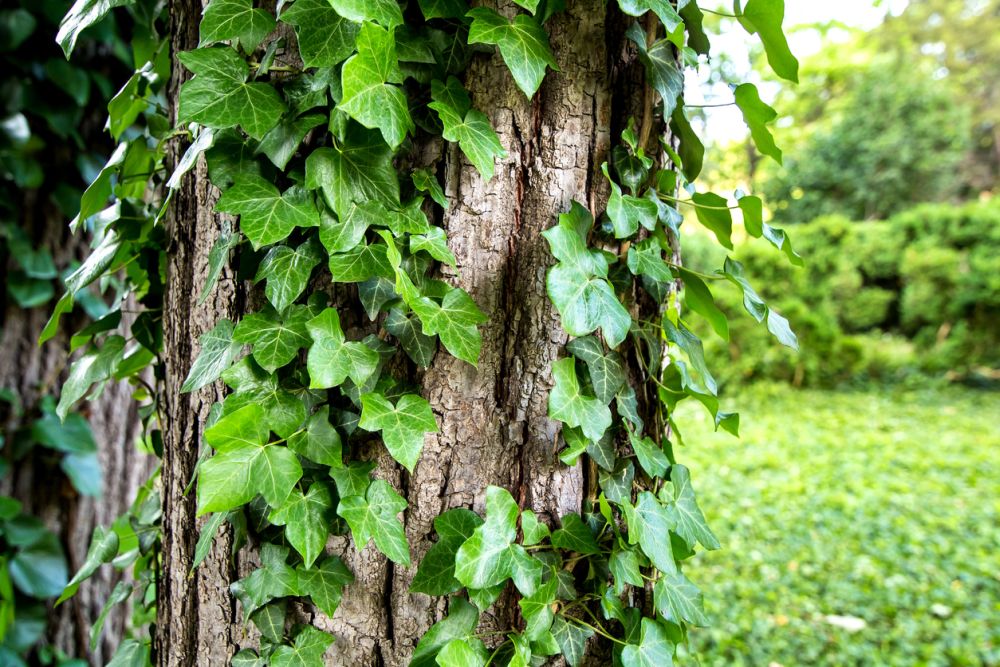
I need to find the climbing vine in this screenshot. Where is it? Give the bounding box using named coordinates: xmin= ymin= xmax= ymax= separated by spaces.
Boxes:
xmin=50 ymin=0 xmax=802 ymax=665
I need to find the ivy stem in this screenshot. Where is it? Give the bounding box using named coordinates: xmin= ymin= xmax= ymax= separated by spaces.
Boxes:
xmin=657 ymin=192 xmax=740 ymax=211
xmin=700 ymin=7 xmax=741 ymax=18
xmin=686 ymin=102 xmax=736 ymax=108
xmin=561 ymin=614 xmax=626 ymax=646
xmin=664 ymin=263 xmax=724 ymax=281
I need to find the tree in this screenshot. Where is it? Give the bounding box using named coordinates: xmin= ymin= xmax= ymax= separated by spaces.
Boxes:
xmin=51 ymin=0 xmax=801 ymax=665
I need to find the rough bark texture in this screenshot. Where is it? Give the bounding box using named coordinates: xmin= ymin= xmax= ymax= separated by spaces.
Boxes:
xmin=156 ymin=0 xmax=662 ymax=664
xmin=0 ymin=197 xmax=148 ymax=664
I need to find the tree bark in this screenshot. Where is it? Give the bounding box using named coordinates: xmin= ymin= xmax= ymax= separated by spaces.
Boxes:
xmin=156 ymin=0 xmax=660 ymax=664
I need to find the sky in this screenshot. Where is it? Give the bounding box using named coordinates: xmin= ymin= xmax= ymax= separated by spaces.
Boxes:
xmin=691 ymin=1 xmax=911 ymax=143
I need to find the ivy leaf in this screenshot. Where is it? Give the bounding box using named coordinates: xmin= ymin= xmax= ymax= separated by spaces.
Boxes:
xmin=328 ymin=0 xmax=403 ymax=28
xmin=620 ymin=618 xmax=675 ymax=667
xmin=305 ymin=125 xmax=400 ymax=217
xmin=454 ymin=486 xmax=519 ymax=589
xmin=628 ymin=491 xmax=677 ymax=575
xmin=617 ymin=0 xmax=682 ymax=32
xmin=548 ymin=358 xmax=612 ymax=443
xmin=319 ymin=205 xmax=372 ymax=254
xmin=233 ymin=306 xmax=312 ymax=373
xmin=678 ymin=268 xmax=728 ymax=340
xmin=232 ymin=649 xmax=266 ymax=667
xmin=628 ymin=430 xmax=669 ymax=478
xmin=605 ymin=164 xmax=658 ymax=238
xmin=220 ymin=359 xmax=308 ymax=437
xmin=565 ymin=336 xmax=624 ymax=404
xmin=403 ymin=284 xmax=486 ymax=367
xmin=257 ymin=113 xmax=326 ymax=171
xmin=269 ymin=482 xmax=335 ymax=568
xmin=669 ymin=107 xmax=703 ymax=182
xmin=626 ymin=24 xmax=684 ymax=117
xmin=58 ymin=525 xmax=118 ymax=603
xmin=231 ymin=544 xmax=299 ymax=618
xmin=654 ymin=571 xmax=709 ymax=626
xmin=250 ymin=601 xmax=286 ymax=644
xmin=340 ymin=22 xmax=414 ymax=149
xmin=550 ymin=616 xmax=594 ymax=667
xmin=57 ymin=0 xmax=129 ymax=56
xmin=467 ymin=8 xmax=557 ymax=98
xmin=386 ymin=307 xmax=438 ymax=368
xmin=734 ymin=83 xmax=781 ymax=163
xmin=739 ymin=0 xmax=799 ymax=83
xmin=436 ymin=639 xmax=487 ymax=667
xmin=609 ymin=545 xmax=644 ymax=594
xmin=296 ymin=556 xmax=353 ymax=617
xmin=177 ymin=47 xmax=286 ymax=140
xmin=519 ymin=576 xmax=557 ymax=640
xmin=255 ymin=238 xmax=323 ymax=312
xmin=411 ymin=508 xmax=483 ymax=595
xmin=691 ymin=192 xmax=733 ymax=250
xmin=665 ymin=464 xmax=719 ymax=550
xmin=306 ymin=308 xmax=379 ymax=388
xmin=551 ymin=513 xmax=600 ymax=555
xmin=543 ymin=203 xmax=630 ymax=348
xmin=736 ymin=195 xmax=802 ymax=265
xmin=288 ymin=407 xmax=343 ymax=468
xmin=627 ymin=238 xmax=674 ymax=284
xmin=411 ymin=598 xmax=479 ymax=667
xmin=199 ymin=0 xmax=275 ymax=52
xmin=429 ymin=77 xmax=506 ymax=180
xmin=520 ymin=509 xmax=550 ymax=546
xmin=280 ymin=0 xmax=359 ymax=68
xmin=198 ymin=220 xmax=239 ymax=305
xmin=358 ymin=392 xmax=437 ymax=472
xmin=721 ymin=257 xmax=798 ymax=349
xmin=663 ymin=319 xmax=716 ymax=395
xmin=328 ymin=239 xmax=394 ymax=283
xmin=412 ymin=168 xmax=448 ymax=208
xmin=337 ymin=479 xmax=410 ymax=565
xmin=270 ymin=626 xmax=335 ymax=667
xmin=204 ymin=403 xmax=269 ymax=452
xmin=216 ymin=175 xmax=320 ymax=250
xmin=57 ymin=335 xmax=125 ymax=419
xmin=180 ymin=320 xmax=243 ymax=394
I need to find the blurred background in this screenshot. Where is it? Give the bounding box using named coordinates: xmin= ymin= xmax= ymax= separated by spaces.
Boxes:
xmin=0 ymin=0 xmax=997 ymax=665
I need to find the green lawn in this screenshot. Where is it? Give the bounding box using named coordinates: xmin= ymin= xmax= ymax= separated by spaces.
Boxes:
xmin=674 ymin=385 xmax=1000 ymax=666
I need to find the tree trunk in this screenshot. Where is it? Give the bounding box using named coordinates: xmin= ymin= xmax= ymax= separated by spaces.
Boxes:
xmin=0 ymin=198 xmax=149 ymax=665
xmin=156 ymin=1 xmax=660 ymax=664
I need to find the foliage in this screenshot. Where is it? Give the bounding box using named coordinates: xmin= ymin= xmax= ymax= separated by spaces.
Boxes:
xmin=684 ymin=199 xmax=1000 ymax=387
xmin=762 ymin=58 xmax=970 ymax=222
xmin=51 ymin=0 xmax=805 ymax=664
xmin=680 ymin=384 xmax=1000 ymax=666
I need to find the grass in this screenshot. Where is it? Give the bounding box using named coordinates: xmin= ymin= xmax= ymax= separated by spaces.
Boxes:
xmin=674 ymin=384 xmax=1000 ymax=666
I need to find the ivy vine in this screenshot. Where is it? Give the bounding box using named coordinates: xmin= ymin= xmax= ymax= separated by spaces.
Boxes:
xmin=49 ymin=0 xmax=803 ymax=665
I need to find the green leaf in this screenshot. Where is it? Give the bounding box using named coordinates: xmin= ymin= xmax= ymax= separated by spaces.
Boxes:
xmin=739 ymin=0 xmax=798 ymax=83
xmin=626 ymin=23 xmax=684 ymax=117
xmin=665 ymin=464 xmax=719 ymax=550
xmin=386 ymin=308 xmax=437 ymax=367
xmin=620 ymin=618 xmax=675 ymax=667
xmin=106 ymin=639 xmax=150 ymax=667
xmin=565 ymin=338 xmax=625 ymax=406
xmin=628 ymin=430 xmax=669 ymax=478
xmin=56 ymin=0 xmax=129 ymax=56
xmin=669 ymin=106 xmax=703 ymax=182
xmin=255 ymin=239 xmax=323 ymax=312
xmin=519 ymin=576 xmax=557 ymax=640
xmin=617 ymin=0 xmax=682 ymax=32
xmin=412 ymin=168 xmax=448 ymax=208
xmin=605 ymin=165 xmax=658 ymax=238
xmin=550 ymin=616 xmax=593 ymax=667
xmin=199 ymin=0 xmax=275 ymax=51
xmin=305 ymin=125 xmax=400 ymax=217
xmin=400 ymin=282 xmax=486 ymax=367
xmin=270 ymin=482 xmax=335 ymax=568
xmin=629 ymin=491 xmax=677 ymax=575
xmin=231 ymin=544 xmax=299 ymax=618
xmin=359 ymin=392 xmax=437 ymax=472
xmin=178 ymin=47 xmax=286 ymax=140
xmin=280 ymin=0 xmax=359 ymax=68
xmin=337 ymin=479 xmax=410 ymax=565
xmin=736 ymin=195 xmax=802 ymax=266
xmin=288 ymin=407 xmax=343 ymax=468
xmin=181 ymin=320 xmax=243 ymax=393
xmin=233 ymin=306 xmax=311 ymax=372
xmin=199 ymin=220 xmax=240 ymax=304
xmin=467 ymin=8 xmax=557 ymax=98
xmin=306 ymin=307 xmax=379 ymax=388
xmin=340 ymin=22 xmax=414 ymax=149
xmin=411 ymin=508 xmax=483 ymax=595
xmin=10 ymin=533 xmax=67 ymax=598
xmin=429 ymin=77 xmax=506 ymax=179
xmin=251 ymin=601 xmax=286 ymax=644
xmin=548 ymin=358 xmax=612 ymax=443
xmin=258 ymin=113 xmax=326 ymax=171
xmin=678 ymin=268 xmax=728 ymax=340
xmin=520 ymin=509 xmax=550 ymax=546
xmin=663 ymin=319 xmax=716 ymax=395
xmin=551 ymin=513 xmax=600 ymax=555
xmin=329 ymin=460 xmax=374 ymax=499
xmin=57 ymin=525 xmax=118 ymax=603
xmin=721 ymin=257 xmax=798 ymax=349
xmin=328 ymin=0 xmax=403 ymax=28
xmin=216 ymin=175 xmax=320 ymax=250
xmin=734 ymin=83 xmax=781 ymax=163
xmin=297 ymin=556 xmax=353 ymax=617
xmin=609 ymin=545 xmax=643 ymax=594
xmin=654 ymin=571 xmax=709 ymax=626
xmin=191 ymin=511 xmax=230 ymax=573
xmin=454 ymin=485 xmax=519 ymax=589
xmin=627 ymin=238 xmax=674 ymax=284
xmin=411 ymin=598 xmax=479 ymax=667
xmin=232 ymin=649 xmax=266 ymax=667
xmin=436 ymin=639 xmax=487 ymax=667
xmin=691 ymin=192 xmax=733 ymax=250
xmin=57 ymin=335 xmax=125 ymax=419
xmin=270 ymin=626 xmax=335 ymax=667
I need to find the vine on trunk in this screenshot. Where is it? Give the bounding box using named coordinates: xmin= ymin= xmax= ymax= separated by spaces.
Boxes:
xmin=50 ymin=0 xmax=801 ymax=664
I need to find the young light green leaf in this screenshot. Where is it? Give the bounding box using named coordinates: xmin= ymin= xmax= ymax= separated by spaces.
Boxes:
xmin=411 ymin=598 xmax=479 ymax=667
xmin=654 ymin=570 xmax=709 ymax=626
xmin=269 ymin=482 xmax=335 ymax=568
xmin=435 ymin=638 xmax=487 ymax=667
xmin=270 ymin=626 xmax=335 ymax=667
xmin=412 ymin=168 xmax=448 ymax=208
xmin=216 ymin=175 xmax=320 ymax=250
xmin=328 ymin=0 xmax=403 ymax=28
xmin=467 ymin=8 xmax=558 ymax=98
xmin=337 ymin=479 xmax=410 ymax=565
xmin=454 ymin=486 xmax=519 ymax=589
xmin=429 ymin=77 xmax=506 ymax=179
xmin=340 ymin=22 xmax=414 ymax=149
xmin=306 ymin=307 xmax=379 ymax=388
xmin=665 ymin=464 xmax=720 ymax=550
xmin=280 ymin=0 xmax=359 ymax=68
xmin=734 ymin=83 xmax=781 ymax=163
xmin=620 ymin=618 xmax=675 ymax=667
xmin=233 ymin=306 xmax=312 ymax=372
xmin=739 ymin=0 xmax=799 ymax=83
xmin=199 ymin=0 xmax=275 ymax=51
xmin=548 ymin=358 xmax=612 ymax=443
xmin=358 ymin=392 xmax=437 ymax=472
